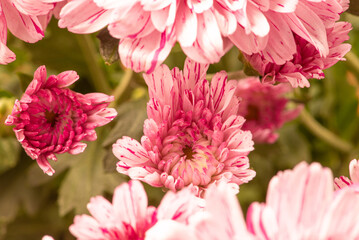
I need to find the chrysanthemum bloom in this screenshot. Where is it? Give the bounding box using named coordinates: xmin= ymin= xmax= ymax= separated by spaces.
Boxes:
xmin=58 ymin=0 xmax=345 ymax=73
xmin=235 ymin=77 xmax=302 ymax=143
xmin=0 ymin=0 xmax=63 ymax=64
xmin=334 ymin=159 xmax=359 ymax=190
xmin=70 ymin=180 xmax=202 ymax=240
xmin=146 ymin=181 xmax=254 ymax=240
xmin=243 ymin=12 xmax=351 ymax=87
xmin=113 ymin=58 xmax=255 ymax=195
xmin=247 ymin=162 xmax=359 ymax=239
xmin=5 ymin=66 xmax=117 ymax=176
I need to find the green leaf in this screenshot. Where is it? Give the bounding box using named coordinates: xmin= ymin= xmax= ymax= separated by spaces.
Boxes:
xmin=24 ymin=21 xmax=88 ymax=78
xmin=103 ymin=98 xmax=148 ymax=147
xmin=238 ymin=123 xmax=311 ymax=213
xmin=97 ymin=29 xmax=120 ymax=65
xmin=0 ymin=90 xmax=14 ymax=98
xmin=26 ymin=155 xmax=73 ymax=187
xmin=16 ymin=72 xmax=33 ymax=93
xmin=58 ymin=138 xmax=125 ymax=216
xmin=0 ymin=163 xmax=43 ymax=233
xmin=0 ymin=138 xmax=20 ymax=174
xmin=102 ymin=98 xmax=148 ymax=172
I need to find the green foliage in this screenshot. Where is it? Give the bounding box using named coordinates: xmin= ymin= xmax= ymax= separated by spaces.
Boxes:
xmin=58 ymin=135 xmax=125 ymax=216
xmin=0 ymin=138 xmax=20 ymax=175
xmin=0 ymin=160 xmax=44 ymax=238
xmin=103 ymin=98 xmax=148 ymax=172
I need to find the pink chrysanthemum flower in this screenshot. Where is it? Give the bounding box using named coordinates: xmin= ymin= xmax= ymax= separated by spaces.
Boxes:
xmin=247 ymin=162 xmax=359 ymax=239
xmin=150 ymin=162 xmax=359 ymax=240
xmin=334 ymin=159 xmax=359 ymax=190
xmin=70 ymin=180 xmax=202 ymax=240
xmin=235 ymin=77 xmax=302 ymax=143
xmin=243 ymin=21 xmax=351 ymax=88
xmin=113 ymin=58 xmax=255 ymax=195
xmin=5 ymin=66 xmax=117 ymax=176
xmin=0 ymin=0 xmax=63 ymax=64
xmin=58 ymin=0 xmax=346 ymax=73
xmin=147 ymin=181 xmax=254 ymax=240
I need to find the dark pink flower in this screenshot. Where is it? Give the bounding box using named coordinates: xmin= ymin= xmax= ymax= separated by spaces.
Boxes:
xmin=113 ymin=58 xmax=255 ymax=196
xmin=58 ymin=0 xmax=347 ymax=73
xmin=247 ymin=162 xmax=359 ymax=239
xmin=243 ymin=21 xmax=351 ymax=88
xmin=5 ymin=66 xmax=117 ymax=175
xmin=334 ymin=159 xmax=359 ymax=190
xmin=235 ymin=77 xmax=302 ymax=143
xmin=69 ymin=180 xmax=202 ymax=240
xmin=0 ymin=0 xmax=63 ymax=64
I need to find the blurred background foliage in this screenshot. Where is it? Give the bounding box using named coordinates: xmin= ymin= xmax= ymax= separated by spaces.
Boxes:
xmin=0 ymin=10 xmax=359 ymax=240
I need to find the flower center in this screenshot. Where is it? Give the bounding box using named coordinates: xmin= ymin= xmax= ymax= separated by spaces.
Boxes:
xmin=45 ymin=110 xmax=58 ymax=127
xmin=182 ymin=145 xmax=195 ymax=159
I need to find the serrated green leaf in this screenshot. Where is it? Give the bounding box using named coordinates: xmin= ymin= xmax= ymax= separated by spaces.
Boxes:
xmin=103 ymin=98 xmax=148 ymax=147
xmin=58 ymin=138 xmax=124 ymax=216
xmin=26 ymin=154 xmax=73 ymax=187
xmin=102 ymin=98 xmax=148 ymax=172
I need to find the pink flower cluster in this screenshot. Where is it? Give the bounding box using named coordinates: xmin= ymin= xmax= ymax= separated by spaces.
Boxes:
xmin=5 ymin=66 xmax=117 ymax=175
xmin=0 ymin=0 xmax=63 ymax=64
xmin=236 ymin=77 xmax=302 ymax=143
xmin=113 ymin=58 xmax=255 ymax=195
xmin=70 ymin=162 xmax=359 ymax=240
xmin=57 ymin=0 xmax=350 ymax=74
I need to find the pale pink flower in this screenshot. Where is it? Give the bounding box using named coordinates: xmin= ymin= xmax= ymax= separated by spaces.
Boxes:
xmin=42 ymin=236 xmax=54 ymax=240
xmin=113 ymin=58 xmax=255 ymax=195
xmin=58 ymin=0 xmax=347 ymax=73
xmin=70 ymin=180 xmax=202 ymax=240
xmin=235 ymin=77 xmax=302 ymax=143
xmin=334 ymin=159 xmax=359 ymax=190
xmin=243 ymin=21 xmax=351 ymax=88
xmin=0 ymin=0 xmax=63 ymax=64
xmin=247 ymin=161 xmax=359 ymax=239
xmin=146 ymin=182 xmax=254 ymax=240
xmin=5 ymin=66 xmax=117 ymax=176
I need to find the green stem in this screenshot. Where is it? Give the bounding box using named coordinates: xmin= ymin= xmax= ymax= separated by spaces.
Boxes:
xmin=109 ymin=68 xmax=133 ymax=107
xmin=346 ymin=51 xmax=359 ymax=75
xmin=75 ymin=34 xmax=111 ymax=94
xmin=300 ymin=109 xmax=353 ymax=153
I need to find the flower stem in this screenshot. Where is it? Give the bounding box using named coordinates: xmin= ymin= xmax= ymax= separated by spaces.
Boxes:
xmin=75 ymin=34 xmax=111 ymax=94
xmin=346 ymin=51 xmax=359 ymax=72
xmin=300 ymin=109 xmax=353 ymax=153
xmin=109 ymin=68 xmax=133 ymax=107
